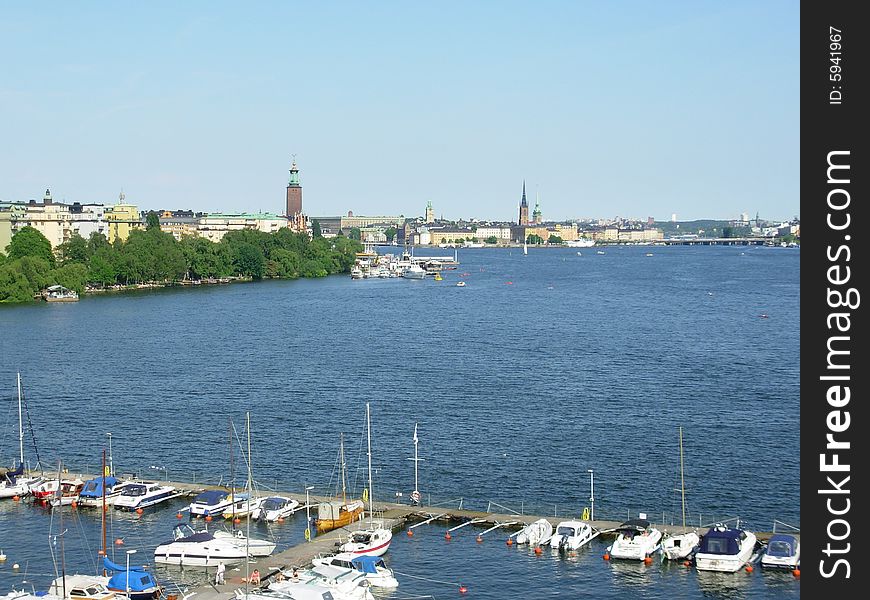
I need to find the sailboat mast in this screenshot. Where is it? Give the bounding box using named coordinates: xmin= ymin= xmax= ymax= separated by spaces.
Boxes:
xmin=366 ymin=403 xmax=373 ymax=524
xmin=339 ymin=433 xmax=346 ymax=504
xmin=17 ymin=372 xmax=24 ymax=467
xmin=679 ymin=426 xmax=687 ymax=528
xmin=58 ymin=461 xmax=67 ymax=599
xmin=245 ymin=412 xmax=251 ymax=594
xmin=101 ymin=449 xmax=107 ymax=575
xmin=229 ymin=418 xmax=235 ymax=525
xmin=413 ymin=423 xmax=419 ymax=494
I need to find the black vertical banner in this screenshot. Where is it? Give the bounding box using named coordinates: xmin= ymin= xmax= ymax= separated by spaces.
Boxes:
xmin=803 ymin=2 xmax=866 ymax=596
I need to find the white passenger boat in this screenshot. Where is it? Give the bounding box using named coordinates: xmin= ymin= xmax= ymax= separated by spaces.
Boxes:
xmin=565 ymin=239 xmax=595 ymax=248
xmin=213 ymin=528 xmax=277 ymax=557
xmin=114 ymin=481 xmax=179 ymax=511
xmin=153 ymin=524 xmax=248 ymax=567
xmin=251 ymin=496 xmax=299 ymax=522
xmin=760 ymin=533 xmax=800 ymax=570
xmin=607 ymin=518 xmax=663 ymax=560
xmin=312 ymin=553 xmax=398 ymax=588
xmin=401 ymin=264 xmax=426 ymax=279
xmin=269 ymin=564 xmax=374 ymax=600
xmin=515 ymin=518 xmax=553 ymax=546
xmin=188 ymin=489 xmax=235 ymax=517
xmin=548 ymin=520 xmax=594 ymax=551
xmin=694 ymin=524 xmax=757 ymax=572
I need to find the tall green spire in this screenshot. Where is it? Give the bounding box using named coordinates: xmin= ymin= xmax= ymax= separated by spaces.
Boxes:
xmin=288 ymin=158 xmax=300 ymax=187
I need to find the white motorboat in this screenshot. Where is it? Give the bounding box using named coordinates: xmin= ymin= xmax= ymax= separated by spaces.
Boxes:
xmin=694 ymin=524 xmax=758 ymax=572
xmin=251 ymin=496 xmax=299 ymax=521
xmin=114 ymin=481 xmax=179 ymax=511
xmin=48 ymin=479 xmax=85 ymax=506
xmin=223 ymin=494 xmax=267 ymax=520
xmin=77 ymin=477 xmax=130 ymax=508
xmin=607 ymin=518 xmax=663 ymax=560
xmin=47 ymin=575 xmax=115 ymax=600
xmin=565 ymin=238 xmax=595 ymax=248
xmin=213 ymin=528 xmax=277 ymax=557
xmin=660 ymin=531 xmax=701 ymax=560
xmin=515 ymin=518 xmax=553 ymax=546
xmin=153 ymin=524 xmax=248 ymax=567
xmin=3 ymin=591 xmax=62 ymax=600
xmin=760 ymin=533 xmax=800 ymax=570
xmin=270 ymin=564 xmax=373 ymax=600
xmin=549 ymin=520 xmax=594 ymax=551
xmin=188 ymin=489 xmax=235 ymax=517
xmin=402 ymin=264 xmax=426 ymax=279
xmin=312 ymin=553 xmax=398 ymax=588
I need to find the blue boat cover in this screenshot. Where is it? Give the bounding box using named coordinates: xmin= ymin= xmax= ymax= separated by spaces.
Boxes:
xmin=766 ymin=534 xmax=797 ymax=557
xmin=3 ymin=463 xmax=24 ymax=483
xmin=193 ymin=490 xmax=229 ymax=503
xmin=351 ymin=555 xmax=385 ymax=574
xmin=103 ymin=557 xmax=159 ymax=593
xmin=80 ymin=476 xmax=120 ymax=497
xmin=699 ymin=527 xmax=744 ymax=555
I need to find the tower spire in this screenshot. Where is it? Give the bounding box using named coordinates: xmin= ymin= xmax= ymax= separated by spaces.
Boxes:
xmin=518 ymin=180 xmax=529 ymax=226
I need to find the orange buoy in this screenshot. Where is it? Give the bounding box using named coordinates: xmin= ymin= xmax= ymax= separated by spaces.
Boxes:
xmin=534 ymin=546 xmax=542 ymax=555
xmin=745 ymin=565 xmax=754 ymax=573
xmin=506 ymin=538 xmax=513 ymax=546
xmin=115 ymin=538 xmax=124 ymax=546
xmin=205 ymin=515 xmax=213 ymax=522
xmin=459 ymin=585 xmax=468 ymax=594
xmin=176 ymin=513 xmax=183 ymax=519
xmin=644 ymin=556 xmax=653 ymax=565
xmin=793 ymin=569 xmax=800 ymax=577
xmin=683 ymin=561 xmax=691 ymax=567
xmin=445 ymin=532 xmax=452 ymax=541
xmin=234 ymin=518 xmax=241 ymax=525
xmin=476 ymin=535 xmax=483 ymax=543
xmin=603 ymin=553 xmax=610 ymax=560
xmin=12 ymin=496 xmax=20 ymax=501
xmin=407 ymin=530 xmax=414 ymax=537
xmin=135 ymin=508 xmax=144 ymax=515
xmin=71 ymin=501 xmax=77 ymax=508
xmin=277 ymin=517 xmax=285 ymax=523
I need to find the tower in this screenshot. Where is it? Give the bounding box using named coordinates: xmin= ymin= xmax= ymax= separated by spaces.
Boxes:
xmin=425 ymin=201 xmax=435 ymax=224
xmin=532 ymin=190 xmax=542 ymax=225
xmin=286 ymin=158 xmax=303 ymax=217
xmin=518 ymin=181 xmax=529 ymax=226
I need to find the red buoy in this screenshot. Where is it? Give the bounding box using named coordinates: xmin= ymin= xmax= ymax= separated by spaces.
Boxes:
xmin=683 ymin=561 xmax=691 ymax=567
xmin=459 ymin=585 xmax=467 ymax=594
xmin=234 ymin=518 xmax=241 ymax=525
xmin=12 ymin=496 xmax=20 ymax=501
xmin=745 ymin=565 xmax=754 ymax=573
xmin=407 ymin=530 xmax=414 ymax=537
xmin=644 ymin=556 xmax=653 ymax=565
xmin=506 ymin=538 xmax=513 ymax=546
xmin=534 ymin=546 xmax=542 ymax=555
xmin=476 ymin=535 xmax=483 ymax=543
xmin=603 ymin=553 xmax=610 ymax=560
xmin=205 ymin=515 xmax=213 ymax=522
xmin=135 ymin=508 xmax=144 ymax=515
xmin=176 ymin=513 xmax=183 ymax=519
xmin=115 ymin=538 xmax=124 ymax=546
xmin=793 ymin=569 xmax=800 ymax=577
xmin=71 ymin=501 xmax=78 ymax=509
xmin=277 ymin=517 xmax=285 ymax=523
xmin=445 ymin=532 xmax=452 ymax=541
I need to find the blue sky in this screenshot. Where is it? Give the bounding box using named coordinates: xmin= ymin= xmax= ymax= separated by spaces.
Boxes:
xmin=1 ymin=1 xmax=799 ymax=222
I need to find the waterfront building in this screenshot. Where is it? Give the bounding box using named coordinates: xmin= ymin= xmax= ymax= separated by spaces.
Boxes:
xmin=340 ymin=213 xmax=404 ymax=231
xmin=0 ymin=202 xmax=26 ymax=253
xmin=104 ymin=193 xmax=143 ymax=243
xmin=518 ymin=182 xmax=529 ymax=226
xmin=17 ymin=190 xmax=72 ymax=248
xmin=309 ymin=216 xmax=343 ymax=237
xmin=425 ymin=201 xmax=435 ymax=224
xmin=475 ymin=226 xmax=512 ymax=244
xmin=69 ymin=202 xmax=108 ymax=241
xmin=158 ymin=210 xmax=200 ymax=240
xmin=196 ymin=212 xmax=288 ymax=242
xmin=428 ymin=229 xmax=476 ymax=245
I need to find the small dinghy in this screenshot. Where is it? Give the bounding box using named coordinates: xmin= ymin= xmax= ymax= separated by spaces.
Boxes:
xmin=515 ymin=518 xmax=553 ymax=545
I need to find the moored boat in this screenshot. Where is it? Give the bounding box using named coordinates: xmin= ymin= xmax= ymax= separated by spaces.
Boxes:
xmin=77 ymin=476 xmax=128 ymax=508
xmin=43 ymin=285 xmax=79 ymax=302
xmin=114 ymin=481 xmax=179 ymax=511
xmin=188 ymin=489 xmax=235 ymax=517
xmin=515 ymin=518 xmax=553 ymax=546
xmin=548 ymin=520 xmax=594 ymax=551
xmin=760 ymin=533 xmax=800 ymax=570
xmin=251 ymin=496 xmax=300 ymax=522
xmin=607 ymin=518 xmax=663 ymax=560
xmin=660 ymin=530 xmax=700 ymax=560
xmin=153 ymin=524 xmax=248 ymax=567
xmin=312 ymin=553 xmax=398 ymax=588
xmin=102 ymin=556 xmax=163 ymax=600
xmin=47 ymin=575 xmax=115 ymax=600
xmin=694 ymin=524 xmax=757 ymax=572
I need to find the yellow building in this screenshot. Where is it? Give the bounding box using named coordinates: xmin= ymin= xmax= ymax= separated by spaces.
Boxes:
xmin=196 ymin=213 xmax=288 ymax=242
xmin=104 ymin=195 xmax=143 ymax=244
xmin=0 ymin=203 xmax=26 ymax=254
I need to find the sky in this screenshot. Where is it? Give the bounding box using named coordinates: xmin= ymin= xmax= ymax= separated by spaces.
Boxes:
xmin=1 ymin=1 xmax=799 ymax=222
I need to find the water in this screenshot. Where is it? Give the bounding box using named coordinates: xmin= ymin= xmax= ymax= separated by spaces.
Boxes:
xmin=0 ymin=245 xmax=800 ymax=598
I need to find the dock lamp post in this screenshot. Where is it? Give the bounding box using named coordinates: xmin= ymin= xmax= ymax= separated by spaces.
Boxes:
xmin=305 ymin=486 xmax=315 ymax=542
xmin=150 ymin=465 xmax=167 ymax=482
xmin=125 ymin=549 xmax=136 ymax=597
xmin=588 ymin=469 xmax=595 ymax=522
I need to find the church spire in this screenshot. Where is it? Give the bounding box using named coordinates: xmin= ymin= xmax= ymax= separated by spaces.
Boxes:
xmin=518 ymin=180 xmax=530 ymax=226
xmin=521 ymin=181 xmax=528 ymax=207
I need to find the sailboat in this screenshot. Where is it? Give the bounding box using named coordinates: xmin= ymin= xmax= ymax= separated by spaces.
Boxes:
xmin=339 ymin=403 xmax=393 ymax=557
xmin=315 ymin=434 xmax=364 ymax=534
xmin=408 ymin=423 xmax=422 ymax=506
xmin=660 ymin=426 xmax=700 ymax=560
xmin=1 ymin=373 xmax=43 ymax=498
xmin=523 ymin=240 xmax=528 ymax=255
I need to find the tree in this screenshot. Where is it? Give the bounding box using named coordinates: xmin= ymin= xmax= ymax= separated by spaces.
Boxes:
xmin=234 ymin=243 xmax=265 ymax=278
xmin=526 ymin=234 xmax=544 ymax=245
xmin=146 ymin=211 xmax=161 ymax=230
xmin=7 ymin=226 xmax=55 ymax=267
xmin=722 ymin=226 xmax=734 ymax=238
xmin=349 ymin=227 xmax=361 ymax=241
xmin=312 ymin=219 xmax=322 ymax=238
xmin=384 ymin=227 xmax=397 ymax=243
xmin=57 ymin=233 xmax=89 ymax=265
xmin=485 ymin=236 xmax=498 ymax=244
xmin=548 ymin=235 xmax=563 ymax=244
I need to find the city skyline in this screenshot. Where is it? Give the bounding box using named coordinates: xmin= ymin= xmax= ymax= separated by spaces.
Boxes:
xmin=1 ymin=2 xmax=798 ymax=222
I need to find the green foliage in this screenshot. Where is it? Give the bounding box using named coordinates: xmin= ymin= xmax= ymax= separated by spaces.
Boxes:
xmin=7 ymin=226 xmax=55 ymax=267
xmin=349 ymin=227 xmax=361 ymax=241
xmin=58 ymin=233 xmax=90 ymax=265
xmin=146 ymin=211 xmax=161 ymax=230
xmin=312 ymin=219 xmax=322 ymax=238
xmin=526 ymin=234 xmax=544 ymax=245
xmin=48 ymin=263 xmax=88 ymax=295
xmin=384 ymin=227 xmax=397 ymax=242
xmin=485 ymin=236 xmax=498 ymax=244
xmin=547 ymin=235 xmax=563 ymax=244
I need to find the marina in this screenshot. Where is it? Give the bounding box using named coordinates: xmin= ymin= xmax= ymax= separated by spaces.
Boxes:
xmin=1 ymin=246 xmax=799 ymax=598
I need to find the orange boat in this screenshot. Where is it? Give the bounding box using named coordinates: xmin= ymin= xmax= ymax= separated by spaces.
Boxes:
xmin=315 ymin=434 xmax=365 ymax=534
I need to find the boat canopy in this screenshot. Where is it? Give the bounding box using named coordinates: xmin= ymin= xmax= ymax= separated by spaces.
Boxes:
xmin=699 ymin=527 xmax=745 ymax=555
xmin=103 ymin=558 xmax=159 ymax=593
xmin=2 ymin=463 xmax=24 ymax=483
xmin=262 ymin=497 xmax=288 ymax=510
xmin=351 ymin=555 xmax=386 ymax=574
xmin=80 ymin=476 xmax=120 ymax=497
xmin=193 ymin=489 xmax=229 ymax=504
xmin=766 ymin=534 xmax=798 ymax=557
xmin=618 ymin=519 xmax=651 ymax=531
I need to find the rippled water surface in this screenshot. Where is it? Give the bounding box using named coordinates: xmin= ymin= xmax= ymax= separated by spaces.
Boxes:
xmin=1 ymin=245 xmax=799 ymax=597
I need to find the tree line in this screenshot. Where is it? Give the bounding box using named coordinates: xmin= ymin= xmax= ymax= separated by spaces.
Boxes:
xmin=0 ymin=218 xmax=362 ymax=303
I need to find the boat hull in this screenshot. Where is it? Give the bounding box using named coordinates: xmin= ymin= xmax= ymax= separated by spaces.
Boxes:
xmin=315 ymin=504 xmax=364 ymax=533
